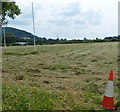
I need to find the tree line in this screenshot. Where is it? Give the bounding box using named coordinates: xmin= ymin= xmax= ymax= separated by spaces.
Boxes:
xmin=2 ymin=31 xmax=120 ymax=46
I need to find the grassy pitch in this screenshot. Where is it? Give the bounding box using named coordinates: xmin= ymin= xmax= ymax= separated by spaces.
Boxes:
xmin=2 ymin=42 xmax=119 ymax=110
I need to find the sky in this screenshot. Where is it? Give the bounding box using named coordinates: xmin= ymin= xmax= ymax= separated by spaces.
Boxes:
xmin=7 ymin=0 xmax=118 ymax=40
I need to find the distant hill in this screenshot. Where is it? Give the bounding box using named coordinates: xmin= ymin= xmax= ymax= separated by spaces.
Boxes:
xmin=104 ymin=36 xmax=120 ymax=40
xmin=4 ymin=27 xmax=37 ymax=39
xmin=2 ymin=27 xmax=119 ymax=45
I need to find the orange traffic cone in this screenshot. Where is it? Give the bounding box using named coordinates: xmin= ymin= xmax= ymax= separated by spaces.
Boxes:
xmin=100 ymin=70 xmax=116 ymax=110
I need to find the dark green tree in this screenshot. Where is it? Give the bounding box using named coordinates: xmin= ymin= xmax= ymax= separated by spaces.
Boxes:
xmin=2 ymin=32 xmax=17 ymax=44
xmin=1 ymin=1 xmax=21 ymax=24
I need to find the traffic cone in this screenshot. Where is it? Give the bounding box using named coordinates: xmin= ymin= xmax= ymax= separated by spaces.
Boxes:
xmin=100 ymin=70 xmax=116 ymax=110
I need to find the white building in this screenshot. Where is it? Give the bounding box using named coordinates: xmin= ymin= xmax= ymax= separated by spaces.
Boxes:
xmin=16 ymin=42 xmax=27 ymax=45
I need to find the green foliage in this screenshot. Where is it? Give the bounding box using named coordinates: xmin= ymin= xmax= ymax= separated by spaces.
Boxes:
xmin=3 ymin=32 xmax=17 ymax=43
xmin=2 ymin=2 xmax=21 ymax=24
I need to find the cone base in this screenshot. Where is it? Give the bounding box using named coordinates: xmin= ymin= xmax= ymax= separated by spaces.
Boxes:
xmin=100 ymin=96 xmax=115 ymax=110
xmin=100 ymin=104 xmax=116 ymax=111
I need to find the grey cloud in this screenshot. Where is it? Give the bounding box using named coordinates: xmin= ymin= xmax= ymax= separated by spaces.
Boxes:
xmin=9 ymin=3 xmax=42 ymax=26
xmin=21 ymin=4 xmax=42 ymax=19
xmin=61 ymin=2 xmax=82 ymax=17
xmin=49 ymin=18 xmax=69 ymax=26
xmin=34 ymin=3 xmax=42 ymax=10
xmin=74 ymin=18 xmax=86 ymax=25
xmin=8 ymin=12 xmax=32 ymax=26
xmin=84 ymin=9 xmax=102 ymax=25
xmin=20 ymin=13 xmax=32 ymax=19
xmin=49 ymin=2 xmax=102 ymax=27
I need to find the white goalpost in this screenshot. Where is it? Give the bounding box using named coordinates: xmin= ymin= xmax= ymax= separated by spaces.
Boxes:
xmin=3 ymin=25 xmax=6 ymax=48
xmin=32 ymin=2 xmax=36 ymax=51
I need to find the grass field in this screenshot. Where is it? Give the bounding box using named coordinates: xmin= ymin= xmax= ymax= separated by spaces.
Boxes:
xmin=2 ymin=42 xmax=119 ymax=110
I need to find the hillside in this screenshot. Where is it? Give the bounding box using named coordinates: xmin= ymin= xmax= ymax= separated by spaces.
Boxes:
xmin=4 ymin=27 xmax=37 ymax=39
xmin=2 ymin=27 xmax=119 ymax=45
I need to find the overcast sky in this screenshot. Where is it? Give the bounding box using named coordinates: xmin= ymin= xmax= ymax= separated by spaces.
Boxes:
xmin=7 ymin=0 xmax=118 ymax=40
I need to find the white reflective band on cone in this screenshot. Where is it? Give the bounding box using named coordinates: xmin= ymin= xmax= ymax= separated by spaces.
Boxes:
xmin=104 ymin=81 xmax=113 ymax=97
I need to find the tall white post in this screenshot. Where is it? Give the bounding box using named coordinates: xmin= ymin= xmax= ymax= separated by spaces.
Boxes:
xmin=3 ymin=25 xmax=6 ymax=48
xmin=32 ymin=2 xmax=36 ymax=51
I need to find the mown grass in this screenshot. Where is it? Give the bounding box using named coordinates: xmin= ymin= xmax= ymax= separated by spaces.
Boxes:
xmin=4 ymin=51 xmax=39 ymax=56
xmin=2 ymin=42 xmax=119 ymax=110
xmin=2 ymin=84 xmax=56 ymax=110
xmin=2 ymin=83 xmax=104 ymax=110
